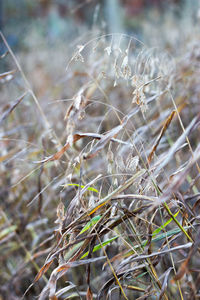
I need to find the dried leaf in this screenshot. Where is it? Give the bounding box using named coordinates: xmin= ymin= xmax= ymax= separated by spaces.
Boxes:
xmin=83 ymin=124 xmax=123 ymax=160
xmin=123 ymin=242 xmax=192 ymax=266
xmin=34 ymin=132 xmax=129 ymax=163
xmin=0 ymin=91 xmax=28 ymax=125
xmin=173 ymin=228 xmax=200 ymax=281
xmin=56 ymin=256 xmax=106 ymax=273
xmin=154 ymin=113 xmax=200 ymax=174
xmin=86 ymin=287 xmax=93 ymax=300
xmin=157 ymin=142 xmax=200 ymax=205
xmin=173 ymin=258 xmax=189 ymax=282
xmin=148 ymin=110 xmax=176 ymax=163
xmin=34 ymin=260 xmax=53 ymax=283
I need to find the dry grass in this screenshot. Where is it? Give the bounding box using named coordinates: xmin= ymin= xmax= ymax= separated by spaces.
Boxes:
xmin=0 ymin=26 xmax=200 ymax=300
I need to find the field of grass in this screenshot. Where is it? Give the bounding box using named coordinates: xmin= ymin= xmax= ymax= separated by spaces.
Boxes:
xmin=1 ymin=10 xmax=200 ymax=299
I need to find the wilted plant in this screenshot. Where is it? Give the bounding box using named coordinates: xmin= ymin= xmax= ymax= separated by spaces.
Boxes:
xmin=0 ymin=27 xmax=200 ymax=300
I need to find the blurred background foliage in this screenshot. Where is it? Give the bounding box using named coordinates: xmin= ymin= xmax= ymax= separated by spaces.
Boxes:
xmin=1 ymin=0 xmax=199 ymax=50
xmin=1 ymin=0 xmax=199 ymax=95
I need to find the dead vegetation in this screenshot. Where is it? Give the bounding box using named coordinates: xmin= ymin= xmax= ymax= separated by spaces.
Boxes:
xmin=0 ymin=28 xmax=200 ymax=300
